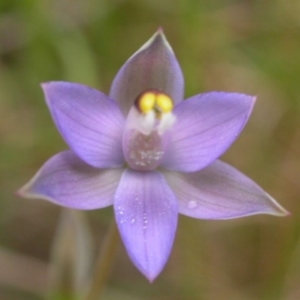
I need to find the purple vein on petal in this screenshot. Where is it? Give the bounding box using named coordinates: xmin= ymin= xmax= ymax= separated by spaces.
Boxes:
xmin=18 ymin=151 xmax=124 ymax=210
xmin=114 ymin=169 xmax=178 ymax=281
xmin=42 ymin=81 xmax=125 ymax=168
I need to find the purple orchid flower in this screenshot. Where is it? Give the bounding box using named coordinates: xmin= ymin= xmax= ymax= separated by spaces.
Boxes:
xmin=18 ymin=29 xmax=288 ymax=281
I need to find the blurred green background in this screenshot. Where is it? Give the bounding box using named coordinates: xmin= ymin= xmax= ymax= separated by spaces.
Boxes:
xmin=1 ymin=0 xmax=300 ymax=299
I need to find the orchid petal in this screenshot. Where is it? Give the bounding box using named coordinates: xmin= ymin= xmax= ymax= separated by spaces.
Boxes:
xmin=161 ymin=92 xmax=255 ymax=172
xmin=163 ymin=160 xmax=288 ymax=219
xmin=42 ymin=81 xmax=125 ymax=168
xmin=114 ymin=170 xmax=178 ymax=281
xmin=17 ymin=151 xmax=123 ymax=210
xmin=109 ymin=29 xmax=184 ymax=116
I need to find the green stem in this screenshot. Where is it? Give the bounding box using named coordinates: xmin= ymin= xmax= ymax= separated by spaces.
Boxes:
xmin=83 ymin=221 xmax=119 ymax=300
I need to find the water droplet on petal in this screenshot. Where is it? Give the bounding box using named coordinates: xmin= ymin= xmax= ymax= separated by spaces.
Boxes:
xmin=187 ymin=200 xmax=198 ymax=209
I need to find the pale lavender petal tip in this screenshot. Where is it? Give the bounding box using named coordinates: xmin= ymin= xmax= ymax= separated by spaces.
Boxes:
xmin=17 ymin=151 xmax=123 ymax=210
xmin=109 ymin=30 xmax=184 ymax=116
xmin=42 ymin=81 xmax=125 ymax=168
xmin=162 ymin=92 xmax=256 ymax=172
xmin=114 ymin=170 xmax=178 ymax=280
xmin=163 ymin=160 xmax=289 ymax=220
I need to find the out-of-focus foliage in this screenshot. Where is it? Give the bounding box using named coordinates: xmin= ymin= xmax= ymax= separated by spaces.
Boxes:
xmin=0 ymin=0 xmax=300 ymax=299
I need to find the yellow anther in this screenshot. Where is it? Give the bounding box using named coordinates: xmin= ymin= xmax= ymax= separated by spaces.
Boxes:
xmin=133 ymin=90 xmax=176 ymax=135
xmin=135 ymin=90 xmax=174 ymax=115
xmin=138 ymin=92 xmax=156 ymax=113
xmin=155 ymin=93 xmax=173 ymax=113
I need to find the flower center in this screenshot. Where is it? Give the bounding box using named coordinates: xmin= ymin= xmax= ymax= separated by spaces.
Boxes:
xmin=122 ymin=90 xmax=176 ymax=171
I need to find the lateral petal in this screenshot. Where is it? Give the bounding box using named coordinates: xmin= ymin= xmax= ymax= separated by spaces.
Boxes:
xmin=18 ymin=151 xmax=123 ymax=210
xmin=42 ymin=81 xmax=125 ymax=168
xmin=163 ymin=160 xmax=288 ymax=219
xmin=161 ymin=92 xmax=255 ymax=172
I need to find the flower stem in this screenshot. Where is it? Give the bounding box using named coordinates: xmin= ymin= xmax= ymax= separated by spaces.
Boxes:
xmin=83 ymin=221 xmax=119 ymax=300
